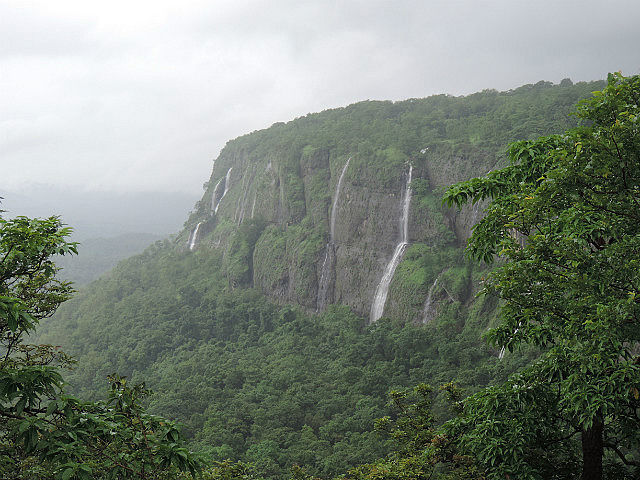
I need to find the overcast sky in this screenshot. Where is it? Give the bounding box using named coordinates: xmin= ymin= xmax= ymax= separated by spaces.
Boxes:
xmin=2 ymin=0 xmax=639 ymax=195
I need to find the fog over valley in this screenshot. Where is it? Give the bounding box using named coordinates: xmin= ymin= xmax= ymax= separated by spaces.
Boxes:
xmin=2 ymin=1 xmax=639 ymax=204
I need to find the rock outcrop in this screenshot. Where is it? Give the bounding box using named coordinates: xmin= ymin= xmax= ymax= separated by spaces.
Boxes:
xmin=180 ymin=80 xmax=603 ymax=322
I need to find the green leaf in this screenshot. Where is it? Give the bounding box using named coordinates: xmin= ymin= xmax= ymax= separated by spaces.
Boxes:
xmin=61 ymin=467 xmax=75 ymax=480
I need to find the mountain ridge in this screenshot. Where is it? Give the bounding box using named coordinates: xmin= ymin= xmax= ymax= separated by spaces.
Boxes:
xmin=37 ymin=78 xmax=605 ymax=479
xmin=180 ymin=79 xmax=602 ymax=322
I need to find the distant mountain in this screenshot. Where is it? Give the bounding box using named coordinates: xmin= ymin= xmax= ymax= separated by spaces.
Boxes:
xmin=0 ymin=186 xmax=199 ymax=240
xmin=181 ymin=79 xmax=603 ymax=322
xmin=55 ymin=233 xmax=164 ymax=285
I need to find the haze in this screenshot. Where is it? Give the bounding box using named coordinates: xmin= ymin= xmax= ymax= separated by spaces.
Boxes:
xmin=1 ymin=0 xmax=639 ymax=209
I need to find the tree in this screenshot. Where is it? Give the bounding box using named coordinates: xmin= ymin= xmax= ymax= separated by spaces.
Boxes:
xmin=443 ymin=73 xmax=640 ymax=479
xmin=0 ymin=213 xmax=200 ymax=479
xmin=339 ymin=384 xmax=482 ymax=480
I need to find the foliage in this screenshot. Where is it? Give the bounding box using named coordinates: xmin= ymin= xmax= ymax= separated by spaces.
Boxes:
xmin=175 ymin=460 xmax=257 ymax=480
xmin=0 ymin=214 xmax=200 ymax=479
xmin=32 ymin=78 xmax=608 ymax=479
xmin=443 ymin=73 xmax=640 ymax=479
xmin=224 ymin=219 xmax=267 ymax=288
xmin=219 ymin=79 xmax=601 ymax=167
xmin=37 ymin=240 xmax=517 ymax=479
xmin=339 ymin=384 xmax=482 ymax=480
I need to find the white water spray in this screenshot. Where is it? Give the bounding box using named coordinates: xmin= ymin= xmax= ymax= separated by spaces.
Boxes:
xmin=329 ymin=158 xmax=350 ymax=240
xmin=250 ymin=192 xmax=257 ymax=219
xmin=370 ymin=165 xmax=413 ymax=323
xmin=316 ymin=158 xmax=351 ymax=311
xmin=214 ymin=168 xmax=233 ymax=214
xmin=471 ymin=202 xmax=480 ymax=225
xmin=188 ymin=222 xmax=203 ymax=251
xmin=237 ymin=167 xmax=255 ymax=225
xmin=211 ymin=179 xmax=223 ymax=211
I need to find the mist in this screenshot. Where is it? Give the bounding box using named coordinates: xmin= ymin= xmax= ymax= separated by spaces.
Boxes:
xmin=1 ymin=0 xmax=639 ymax=238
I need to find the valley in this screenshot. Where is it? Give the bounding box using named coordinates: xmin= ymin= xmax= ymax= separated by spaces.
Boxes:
xmin=34 ymin=78 xmax=606 ymax=478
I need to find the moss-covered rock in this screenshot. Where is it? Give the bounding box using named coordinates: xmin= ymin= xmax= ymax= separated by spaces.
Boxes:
xmin=181 ymin=79 xmax=603 ymax=321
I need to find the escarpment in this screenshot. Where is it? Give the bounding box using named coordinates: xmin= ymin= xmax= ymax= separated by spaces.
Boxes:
xmin=181 ymin=80 xmax=603 ymax=323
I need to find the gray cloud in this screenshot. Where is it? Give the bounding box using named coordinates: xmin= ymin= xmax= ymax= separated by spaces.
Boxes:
xmin=1 ymin=0 xmax=639 ymax=195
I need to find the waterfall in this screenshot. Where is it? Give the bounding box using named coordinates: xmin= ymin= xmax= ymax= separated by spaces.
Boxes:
xmin=250 ymin=192 xmax=257 ymax=219
xmin=401 ymin=165 xmax=412 ymax=241
xmin=329 ymin=158 xmax=350 ymax=240
xmin=316 ymin=158 xmax=351 ymax=311
xmin=471 ymin=202 xmax=480 ymax=224
xmin=188 ymin=221 xmax=203 ymax=251
xmin=213 ymin=167 xmax=233 ymax=213
xmin=237 ymin=167 xmax=255 ymax=225
xmin=421 ymin=277 xmax=439 ymax=323
xmin=369 ymin=244 xmax=408 ymax=321
xmin=316 ymin=245 xmax=335 ymax=311
xmin=222 ymin=167 xmax=233 ymax=197
xmin=211 ymin=179 xmax=223 ymax=211
xmin=370 ymin=165 xmax=413 ymax=323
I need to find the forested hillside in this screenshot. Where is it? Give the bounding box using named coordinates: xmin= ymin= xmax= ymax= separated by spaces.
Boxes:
xmin=183 ymin=78 xmax=601 ymax=322
xmin=37 ymin=78 xmax=607 ymax=479
xmin=41 ymin=242 xmax=537 ymax=478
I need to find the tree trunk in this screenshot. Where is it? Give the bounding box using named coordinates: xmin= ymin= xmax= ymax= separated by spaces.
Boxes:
xmin=581 ymin=415 xmax=603 ymax=480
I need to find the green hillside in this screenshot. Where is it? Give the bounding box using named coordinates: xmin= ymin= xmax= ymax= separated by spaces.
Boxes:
xmin=37 ymin=78 xmax=606 ymax=479
xmin=41 ymin=242 xmax=537 ymax=478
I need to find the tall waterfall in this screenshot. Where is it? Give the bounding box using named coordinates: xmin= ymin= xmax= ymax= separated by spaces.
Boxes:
xmin=213 ymin=168 xmax=233 ymax=213
xmin=188 ymin=221 xmax=203 ymax=251
xmin=329 ymin=158 xmax=350 ymax=240
xmin=250 ymin=192 xmax=257 ymax=219
xmin=211 ymin=179 xmax=223 ymax=211
xmin=236 ymin=166 xmax=255 ymax=225
xmin=370 ymin=165 xmax=413 ymax=323
xmin=316 ymin=158 xmax=350 ymax=311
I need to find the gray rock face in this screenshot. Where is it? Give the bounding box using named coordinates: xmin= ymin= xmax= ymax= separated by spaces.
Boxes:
xmin=333 ymin=168 xmax=407 ymax=316
xmin=183 ymin=141 xmax=488 ymax=320
xmin=180 ymin=81 xmax=600 ymax=320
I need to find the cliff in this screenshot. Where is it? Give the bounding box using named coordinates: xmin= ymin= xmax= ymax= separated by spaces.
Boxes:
xmin=181 ymin=80 xmax=601 ymax=323
xmin=35 ymin=79 xmax=607 ymax=479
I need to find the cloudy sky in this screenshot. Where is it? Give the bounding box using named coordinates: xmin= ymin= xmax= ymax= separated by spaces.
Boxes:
xmin=2 ymin=0 xmax=639 ymax=196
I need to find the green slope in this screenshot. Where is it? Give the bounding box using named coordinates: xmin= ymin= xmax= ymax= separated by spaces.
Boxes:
xmin=38 ymin=78 xmax=604 ymax=479
xmin=39 ymin=242 xmax=529 ymax=478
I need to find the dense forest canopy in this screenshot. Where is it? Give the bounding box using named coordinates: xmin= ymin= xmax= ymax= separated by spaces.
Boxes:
xmin=37 ymin=79 xmax=606 ymax=479
xmin=5 ymin=74 xmax=638 ymax=479
xmin=0 ymin=215 xmax=199 ymax=479
xmin=441 ymin=72 xmax=640 ymax=480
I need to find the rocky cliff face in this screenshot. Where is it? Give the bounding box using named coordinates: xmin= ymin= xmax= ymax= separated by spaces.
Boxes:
xmin=182 ymin=142 xmax=490 ymax=322
xmin=179 ymin=81 xmax=602 ymax=322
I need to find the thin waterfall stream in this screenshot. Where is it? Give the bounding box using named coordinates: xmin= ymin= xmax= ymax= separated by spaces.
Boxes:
xmin=214 ymin=168 xmax=233 ymax=214
xmin=250 ymin=192 xmax=257 ymax=219
xmin=211 ymin=179 xmax=223 ymax=211
xmin=370 ymin=165 xmax=412 ymax=323
xmin=421 ymin=277 xmax=439 ymax=323
xmin=316 ymin=158 xmax=350 ymax=311
xmin=188 ymin=221 xmax=203 ymax=251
